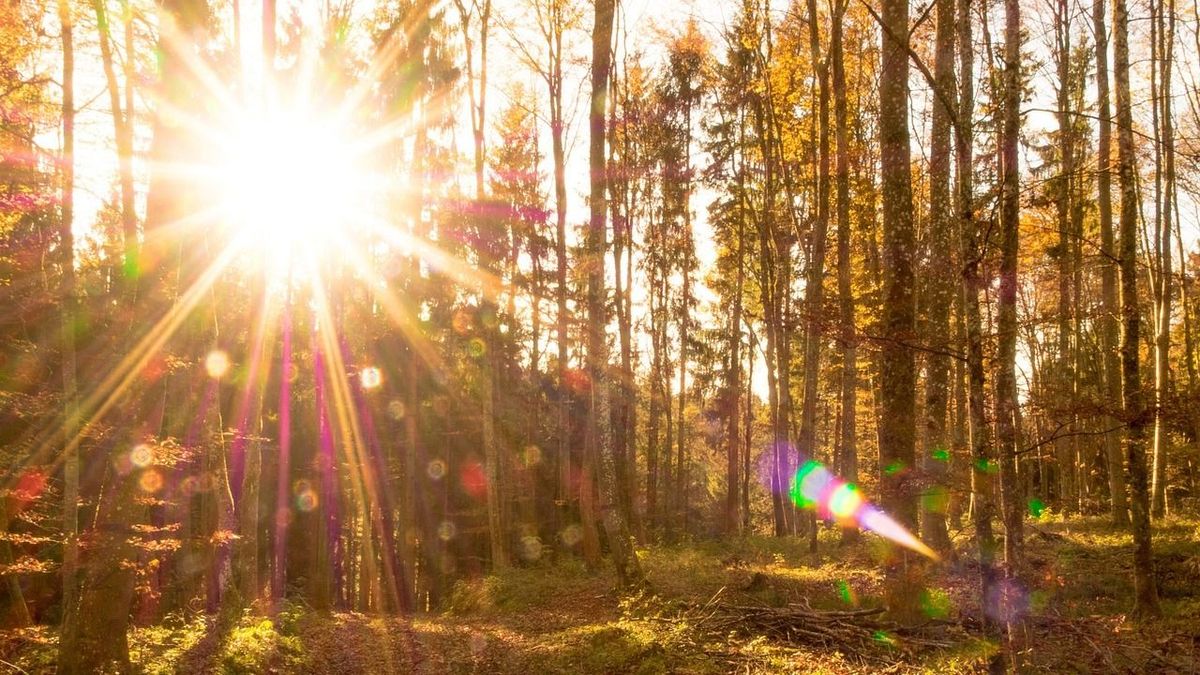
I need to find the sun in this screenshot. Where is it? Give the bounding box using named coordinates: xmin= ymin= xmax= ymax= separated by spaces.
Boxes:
xmin=215 ymin=104 xmax=372 ymax=270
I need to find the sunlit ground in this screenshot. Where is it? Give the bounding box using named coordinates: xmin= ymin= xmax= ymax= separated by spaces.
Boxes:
xmin=3 ymin=517 xmax=1198 ymax=673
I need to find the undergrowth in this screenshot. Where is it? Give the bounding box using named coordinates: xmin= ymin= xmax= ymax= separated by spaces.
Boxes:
xmin=1 ymin=517 xmax=1197 ymax=673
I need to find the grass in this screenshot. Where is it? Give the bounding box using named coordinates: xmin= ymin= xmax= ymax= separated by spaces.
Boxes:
xmin=2 ymin=517 xmax=1198 ymax=673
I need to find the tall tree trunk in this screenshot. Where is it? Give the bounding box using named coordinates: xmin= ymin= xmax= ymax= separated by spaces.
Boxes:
xmin=609 ymin=61 xmax=637 ymax=540
xmin=879 ymin=0 xmax=919 ymax=620
xmin=91 ymin=0 xmax=137 ymax=290
xmin=588 ymin=0 xmax=643 ymax=587
xmin=1114 ymin=0 xmax=1161 ymax=617
xmin=725 ymin=184 xmax=745 ymax=535
xmin=831 ymin=0 xmax=857 ymax=511
xmin=1054 ymin=0 xmax=1077 ymax=513
xmin=57 ymin=0 xmax=80 ymax=639
xmin=798 ymin=0 xmax=830 ymax=554
xmin=957 ymin=0 xmax=1000 ymax=654
xmin=920 ymin=0 xmax=956 ymax=554
xmin=647 ymin=274 xmax=662 ymax=533
xmin=1094 ymin=0 xmax=1128 ymax=525
xmin=456 ymin=0 xmax=507 ymax=570
xmin=1150 ymin=0 xmax=1175 ymax=519
xmin=548 ymin=8 xmax=573 ymax=551
xmin=997 ymin=0 xmax=1024 ymax=580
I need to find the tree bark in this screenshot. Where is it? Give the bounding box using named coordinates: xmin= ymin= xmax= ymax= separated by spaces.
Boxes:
xmin=1114 ymin=0 xmax=1161 ymax=617
xmin=1150 ymin=0 xmax=1175 ymax=520
xmin=879 ymin=0 xmax=919 ymax=620
xmin=588 ymin=0 xmax=643 ymax=587
xmin=920 ymin=0 xmax=956 ymax=554
xmin=831 ymin=0 xmax=857 ymax=511
xmin=957 ymin=0 xmax=1001 ymax=650
xmin=57 ymin=0 xmax=80 ymax=640
xmin=997 ymin=0 xmax=1024 ymax=579
xmin=1093 ymin=0 xmax=1128 ymax=525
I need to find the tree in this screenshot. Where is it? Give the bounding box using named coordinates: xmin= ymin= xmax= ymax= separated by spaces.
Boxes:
xmin=878 ymin=0 xmax=919 ymax=619
xmin=996 ymin=0 xmax=1024 ymax=576
xmin=956 ymin=0 xmax=1001 ymax=650
xmin=1150 ymin=0 xmax=1176 ymax=519
xmin=57 ymin=0 xmax=80 ymax=640
xmin=1093 ymin=0 xmax=1127 ymax=526
xmin=1113 ymin=0 xmax=1161 ymax=617
xmin=830 ymin=0 xmax=857 ymax=530
xmin=453 ymin=0 xmax=508 ymax=570
xmin=918 ymin=0 xmax=956 ymax=554
xmin=798 ymin=0 xmax=831 ymax=554
xmin=587 ymin=0 xmax=643 ymax=587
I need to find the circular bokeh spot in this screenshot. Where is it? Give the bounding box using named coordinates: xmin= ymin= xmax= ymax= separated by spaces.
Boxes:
xmin=296 ymin=489 xmax=319 ymax=512
xmin=427 ymin=459 xmax=447 ymax=481
xmin=560 ymin=524 xmax=583 ymax=547
xmin=387 ymin=399 xmax=407 ymax=420
xmin=139 ymin=469 xmax=164 ymax=493
xmin=205 ymin=350 xmax=231 ymax=379
xmin=130 ymin=444 xmax=154 ymax=468
xmin=523 ymin=445 xmax=542 ymax=466
xmin=460 ymin=461 xmax=487 ymax=498
xmin=360 ymin=366 xmax=382 ymax=389
xmin=518 ymin=536 xmax=543 ymax=562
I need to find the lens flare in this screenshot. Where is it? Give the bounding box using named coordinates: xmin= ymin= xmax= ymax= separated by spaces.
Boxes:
xmin=205 ymin=350 xmax=231 ymax=379
xmin=828 ymin=484 xmax=862 ymax=521
xmin=360 ymin=366 xmax=382 ymax=389
xmin=130 ymin=444 xmax=154 ymax=468
xmin=139 ymin=469 xmax=164 ymax=493
xmin=427 ymin=459 xmax=447 ymax=480
xmin=788 ymin=458 xmax=939 ymax=560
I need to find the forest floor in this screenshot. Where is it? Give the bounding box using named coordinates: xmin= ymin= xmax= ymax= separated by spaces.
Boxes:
xmin=3 ymin=516 xmax=1200 ymax=673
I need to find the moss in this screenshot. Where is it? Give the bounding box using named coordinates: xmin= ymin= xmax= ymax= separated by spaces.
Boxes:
xmin=446 ymin=557 xmax=595 ymax=616
xmin=129 ymin=614 xmax=208 ymax=674
xmin=217 ymin=613 xmax=304 ymax=674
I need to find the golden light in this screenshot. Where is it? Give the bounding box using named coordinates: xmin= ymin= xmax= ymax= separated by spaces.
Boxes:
xmin=205 ymin=350 xmax=231 ymax=378
xmin=130 ymin=444 xmax=154 ymax=468
xmin=360 ymin=366 xmax=382 ymax=389
xmin=215 ymin=106 xmax=371 ymax=265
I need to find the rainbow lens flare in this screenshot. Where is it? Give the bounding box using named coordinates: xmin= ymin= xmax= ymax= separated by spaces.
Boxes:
xmin=789 ymin=459 xmax=939 ymax=560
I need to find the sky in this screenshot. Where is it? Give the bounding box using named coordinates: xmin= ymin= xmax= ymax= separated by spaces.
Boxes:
xmin=30 ymin=0 xmax=1200 ymax=403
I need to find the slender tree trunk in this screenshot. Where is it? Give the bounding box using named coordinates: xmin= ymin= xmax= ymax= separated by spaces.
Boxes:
xmin=1054 ymin=0 xmax=1077 ymax=513
xmin=1094 ymin=0 xmax=1128 ymax=525
xmin=548 ymin=12 xmax=573 ymax=551
xmin=743 ymin=329 xmax=754 ymax=532
xmin=58 ymin=0 xmax=80 ymax=638
xmin=957 ymin=0 xmax=1000 ymax=653
xmin=997 ymin=0 xmax=1025 ymax=589
xmin=588 ymin=0 xmax=642 ymax=586
xmin=831 ymin=0 xmax=857 ymax=513
xmin=879 ymin=0 xmax=920 ymax=620
xmin=456 ymin=0 xmax=507 ymax=570
xmin=919 ymin=0 xmax=956 ymax=554
xmin=91 ymin=0 xmax=137 ymax=289
xmin=1150 ymin=0 xmax=1175 ymax=519
xmin=725 ymin=159 xmax=745 ymax=534
xmin=794 ymin=0 xmax=829 ymax=554
xmin=647 ymin=275 xmax=662 ymax=533
xmin=676 ymin=190 xmax=692 ymax=537
xmin=1114 ymin=0 xmax=1161 ymax=617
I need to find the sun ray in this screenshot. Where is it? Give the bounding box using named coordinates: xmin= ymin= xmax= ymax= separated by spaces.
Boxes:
xmin=307 ymin=269 xmax=407 ymax=611
xmin=5 ymin=238 xmax=243 ymax=491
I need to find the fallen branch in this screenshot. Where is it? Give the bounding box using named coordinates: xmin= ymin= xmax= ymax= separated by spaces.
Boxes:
xmin=682 ymin=599 xmax=958 ymax=655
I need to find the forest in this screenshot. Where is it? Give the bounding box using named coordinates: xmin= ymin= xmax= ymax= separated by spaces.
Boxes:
xmin=2 ymin=0 xmax=1200 ymax=671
